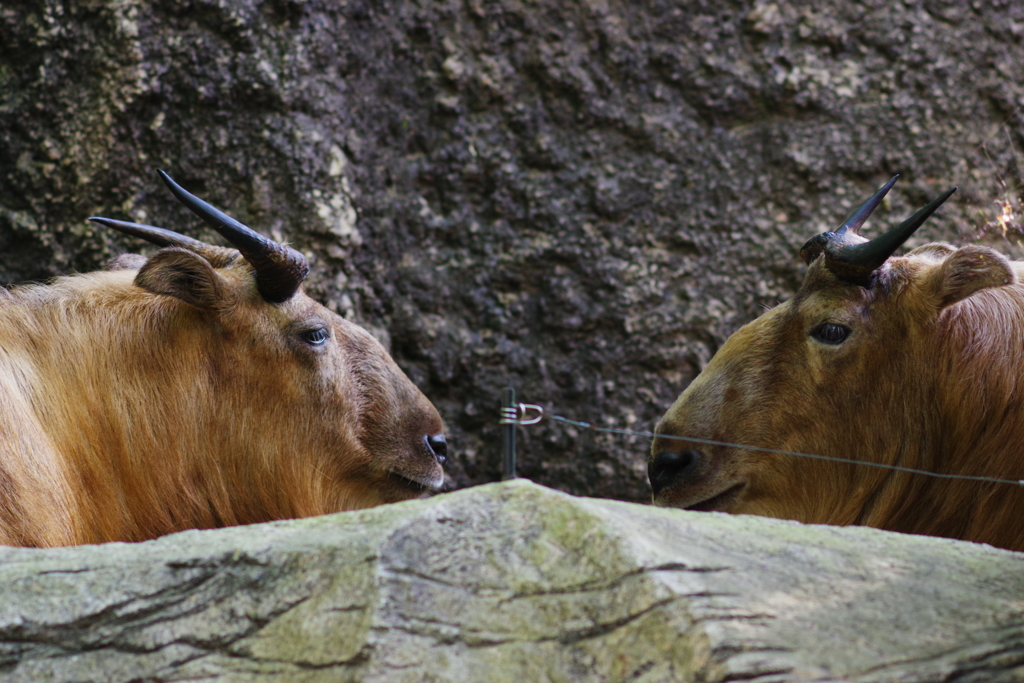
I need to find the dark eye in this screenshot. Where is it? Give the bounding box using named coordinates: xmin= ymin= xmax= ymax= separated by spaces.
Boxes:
xmin=301 ymin=327 xmax=330 ymax=346
xmin=811 ymin=322 xmax=851 ymax=345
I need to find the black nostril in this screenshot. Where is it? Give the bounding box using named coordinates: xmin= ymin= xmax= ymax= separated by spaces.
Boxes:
xmin=648 ymin=450 xmax=699 ymax=496
xmin=425 ymin=434 xmax=447 ymax=464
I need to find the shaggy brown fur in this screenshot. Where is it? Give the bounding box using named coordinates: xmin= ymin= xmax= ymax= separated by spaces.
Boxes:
xmin=652 ymin=242 xmax=1024 ymax=551
xmin=0 ymin=251 xmax=444 ymax=546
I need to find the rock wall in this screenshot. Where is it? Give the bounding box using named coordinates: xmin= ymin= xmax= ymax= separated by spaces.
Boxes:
xmin=3 ymin=0 xmax=1024 ymax=499
xmin=0 ymin=480 xmax=1022 ymax=682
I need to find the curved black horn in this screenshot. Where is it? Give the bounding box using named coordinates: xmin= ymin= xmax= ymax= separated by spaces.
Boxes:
xmin=825 ymin=186 xmax=957 ymax=285
xmin=834 ymin=175 xmax=899 ymax=237
xmin=157 ymin=170 xmax=309 ymax=303
xmin=800 ymin=175 xmax=900 ymax=265
xmin=88 ymin=217 xmax=240 ymax=268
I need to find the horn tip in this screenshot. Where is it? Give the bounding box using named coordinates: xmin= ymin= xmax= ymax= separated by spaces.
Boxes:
xmin=936 ymin=185 xmax=958 ymax=204
xmin=157 ymin=169 xmax=178 ymax=191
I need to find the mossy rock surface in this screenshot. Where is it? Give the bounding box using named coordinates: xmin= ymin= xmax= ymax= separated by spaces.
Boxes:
xmin=0 ymin=480 xmax=1021 ymax=682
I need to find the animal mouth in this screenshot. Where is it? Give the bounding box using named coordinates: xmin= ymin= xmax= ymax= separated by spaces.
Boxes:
xmin=684 ymin=483 xmax=745 ymax=512
xmin=388 ymin=470 xmax=443 ymax=494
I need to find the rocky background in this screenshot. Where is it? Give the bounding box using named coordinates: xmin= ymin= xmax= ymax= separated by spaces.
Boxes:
xmin=2 ymin=0 xmax=1023 ymax=501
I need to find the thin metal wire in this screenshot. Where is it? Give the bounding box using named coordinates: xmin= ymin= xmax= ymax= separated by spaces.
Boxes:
xmin=532 ymin=412 xmax=1024 ymax=487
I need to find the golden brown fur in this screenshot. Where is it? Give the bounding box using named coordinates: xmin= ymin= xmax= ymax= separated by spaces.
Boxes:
xmin=652 ymin=242 xmax=1024 ymax=551
xmin=0 ymin=253 xmax=444 ymax=546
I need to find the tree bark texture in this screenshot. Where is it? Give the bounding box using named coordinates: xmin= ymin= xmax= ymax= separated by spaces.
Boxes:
xmin=2 ymin=0 xmax=1023 ymax=500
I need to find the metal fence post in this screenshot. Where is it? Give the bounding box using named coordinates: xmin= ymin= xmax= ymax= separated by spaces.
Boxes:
xmin=502 ymin=387 xmax=517 ymax=480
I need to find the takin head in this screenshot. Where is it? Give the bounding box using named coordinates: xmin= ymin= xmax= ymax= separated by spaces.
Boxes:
xmin=4 ymin=170 xmax=446 ymax=546
xmin=649 ymin=176 xmax=1024 ymax=551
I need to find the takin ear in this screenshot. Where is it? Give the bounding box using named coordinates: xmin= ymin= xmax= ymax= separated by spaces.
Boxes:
xmin=135 ymin=247 xmax=227 ymax=310
xmin=929 ymin=245 xmax=1017 ymax=310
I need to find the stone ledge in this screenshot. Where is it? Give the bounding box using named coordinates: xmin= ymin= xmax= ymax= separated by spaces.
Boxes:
xmin=0 ymin=480 xmax=1021 ymax=682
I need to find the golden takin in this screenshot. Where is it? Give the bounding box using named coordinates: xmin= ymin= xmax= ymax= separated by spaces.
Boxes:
xmin=650 ymin=176 xmax=1024 ymax=552
xmin=0 ymin=170 xmax=445 ymax=546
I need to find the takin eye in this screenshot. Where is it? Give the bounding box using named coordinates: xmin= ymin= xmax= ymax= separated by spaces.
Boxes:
xmin=300 ymin=326 xmax=331 ymax=346
xmin=810 ymin=322 xmax=851 ymax=345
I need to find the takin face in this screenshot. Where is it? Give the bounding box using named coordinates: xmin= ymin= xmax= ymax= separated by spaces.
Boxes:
xmin=0 ymin=171 xmax=446 ymax=547
xmin=649 ymin=176 xmax=1024 ymax=551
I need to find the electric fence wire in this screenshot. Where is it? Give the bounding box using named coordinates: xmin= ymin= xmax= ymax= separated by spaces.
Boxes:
xmin=501 ymin=403 xmax=1024 ymax=487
